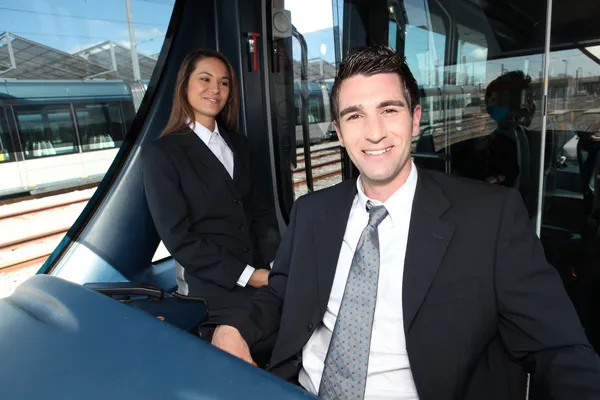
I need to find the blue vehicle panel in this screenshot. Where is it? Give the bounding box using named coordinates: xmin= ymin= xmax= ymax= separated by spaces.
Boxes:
xmin=0 ymin=275 xmax=315 ymax=400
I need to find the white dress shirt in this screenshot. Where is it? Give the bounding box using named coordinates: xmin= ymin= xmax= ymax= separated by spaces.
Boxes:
xmin=298 ymin=161 xmax=420 ymax=399
xmin=191 ymin=121 xmax=234 ymax=178
xmin=190 ymin=121 xmax=265 ymax=287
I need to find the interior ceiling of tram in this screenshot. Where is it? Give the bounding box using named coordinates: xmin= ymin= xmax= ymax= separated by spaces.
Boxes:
xmin=445 ymin=0 xmax=600 ymax=59
xmin=284 ymin=0 xmax=600 ymax=62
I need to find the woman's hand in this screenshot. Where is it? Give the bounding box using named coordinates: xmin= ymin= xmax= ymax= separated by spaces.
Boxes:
xmin=248 ymin=269 xmax=269 ymax=288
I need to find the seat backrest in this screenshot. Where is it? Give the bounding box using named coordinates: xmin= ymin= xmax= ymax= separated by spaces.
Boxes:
xmin=415 ymin=130 xmax=435 ymax=153
xmin=496 ymin=126 xmax=530 ymax=185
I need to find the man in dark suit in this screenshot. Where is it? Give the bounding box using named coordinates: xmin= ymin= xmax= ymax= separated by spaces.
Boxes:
xmin=211 ymin=45 xmax=600 ymax=399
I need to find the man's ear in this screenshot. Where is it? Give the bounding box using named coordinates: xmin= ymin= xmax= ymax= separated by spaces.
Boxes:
xmin=411 ymin=104 xmax=422 ymax=138
xmin=333 ymin=120 xmax=345 ymax=147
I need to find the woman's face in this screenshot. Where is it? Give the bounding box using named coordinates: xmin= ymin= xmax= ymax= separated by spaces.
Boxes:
xmin=186 ymin=57 xmax=230 ymax=126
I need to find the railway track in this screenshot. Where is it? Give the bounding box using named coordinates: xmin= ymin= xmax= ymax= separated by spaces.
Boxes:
xmin=1 ymin=145 xmax=341 ymax=274
xmin=296 ymin=145 xmax=341 ymax=162
xmin=297 ymin=149 xmax=341 ymax=164
xmin=294 ymin=169 xmax=342 ymax=188
xmin=0 ymin=190 xmax=94 ymax=272
xmin=293 ymin=143 xmax=344 ymax=190
xmin=294 ymin=158 xmax=341 ymax=174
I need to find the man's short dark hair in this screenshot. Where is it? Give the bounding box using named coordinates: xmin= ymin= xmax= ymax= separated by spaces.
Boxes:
xmin=330 ymin=45 xmax=420 ymax=123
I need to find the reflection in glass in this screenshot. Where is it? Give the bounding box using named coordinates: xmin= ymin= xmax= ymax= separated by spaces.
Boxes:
xmin=285 ymin=0 xmax=600 ymax=357
xmin=286 ymin=0 xmax=343 ymax=199
xmin=542 ymin=12 xmax=600 ymax=353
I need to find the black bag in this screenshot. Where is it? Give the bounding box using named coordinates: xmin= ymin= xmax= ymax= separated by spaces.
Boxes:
xmin=84 ymin=282 xmax=208 ymax=333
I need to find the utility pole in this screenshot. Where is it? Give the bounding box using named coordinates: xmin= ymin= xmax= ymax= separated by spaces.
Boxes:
xmin=125 ymin=0 xmax=141 ymax=81
xmin=562 ymin=59 xmax=568 ymax=109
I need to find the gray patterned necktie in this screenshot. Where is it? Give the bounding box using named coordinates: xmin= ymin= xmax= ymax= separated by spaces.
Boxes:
xmin=319 ymin=202 xmax=389 ymax=400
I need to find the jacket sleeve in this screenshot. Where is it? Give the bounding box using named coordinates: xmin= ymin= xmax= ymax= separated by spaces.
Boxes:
xmin=141 ymin=142 xmax=247 ymax=290
xmin=213 ymin=196 xmax=302 ymax=348
xmin=495 ymin=188 xmax=600 ymax=398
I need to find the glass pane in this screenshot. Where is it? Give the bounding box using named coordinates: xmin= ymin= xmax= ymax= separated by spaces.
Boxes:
xmin=14 ymin=106 xmax=78 ymax=158
xmin=392 ymin=2 xmax=447 ymax=173
xmin=402 ymin=12 xmax=446 ymax=89
xmin=448 ymin=3 xmax=547 ymax=228
xmin=0 ymin=0 xmax=174 ymax=297
xmin=278 ymin=0 xmax=451 ymax=203
xmin=285 ymin=0 xmax=342 ymax=199
xmin=542 ymin=0 xmax=600 ymax=354
xmin=47 ymin=110 xmax=78 ymax=155
xmin=15 ymin=108 xmax=48 ymax=158
xmin=0 ymin=0 xmax=174 ymax=187
xmin=76 ymin=104 xmax=123 ymax=151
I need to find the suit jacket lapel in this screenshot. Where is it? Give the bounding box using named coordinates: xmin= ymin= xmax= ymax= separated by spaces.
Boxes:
xmin=403 ymin=169 xmax=455 ymax=332
xmin=314 ymin=180 xmax=357 ymax=317
xmin=177 ymin=128 xmax=235 ymax=186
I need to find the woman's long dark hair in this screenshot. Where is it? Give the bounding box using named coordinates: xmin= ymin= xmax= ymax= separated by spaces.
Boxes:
xmin=160 ymin=49 xmax=240 ymax=136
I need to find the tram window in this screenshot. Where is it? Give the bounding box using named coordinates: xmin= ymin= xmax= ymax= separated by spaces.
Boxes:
xmin=75 ymin=104 xmax=123 ymax=152
xmin=397 ymin=13 xmax=446 ymax=90
xmin=14 ymin=106 xmax=77 ymax=159
xmin=281 ymin=0 xmax=344 ymax=200
xmin=107 ymin=105 xmax=127 ymax=139
xmin=384 ymin=0 xmax=448 ymax=172
xmin=539 ymin=0 xmax=600 ymax=354
xmin=0 ymin=110 xmax=15 ymax=163
xmin=0 ymin=0 xmax=172 ymax=176
xmin=392 ymin=0 xmax=600 ymax=355
xmin=0 ymin=0 xmax=175 ymax=293
xmin=294 ymin=92 xmax=327 ymax=125
xmin=457 ymin=24 xmax=488 ymax=87
xmin=46 ymin=110 xmax=78 ymax=155
xmin=307 ymin=95 xmax=325 ymax=123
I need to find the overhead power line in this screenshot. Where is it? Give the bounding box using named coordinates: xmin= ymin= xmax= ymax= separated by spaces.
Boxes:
xmin=0 ymin=6 xmax=165 ymax=27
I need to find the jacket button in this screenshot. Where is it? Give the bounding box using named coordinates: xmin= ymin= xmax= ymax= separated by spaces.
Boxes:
xmin=243 ymin=248 xmax=250 ymax=253
xmin=238 ymin=223 xmax=245 ymax=230
xmin=307 ymin=322 xmax=314 ymax=331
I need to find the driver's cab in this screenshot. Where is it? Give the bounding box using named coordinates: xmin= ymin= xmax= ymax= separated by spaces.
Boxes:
xmin=2 ymin=0 xmax=600 ymax=397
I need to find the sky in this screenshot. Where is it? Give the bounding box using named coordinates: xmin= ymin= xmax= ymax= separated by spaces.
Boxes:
xmin=0 ymin=0 xmax=174 ymax=56
xmin=1 ymin=0 xmax=599 ymax=84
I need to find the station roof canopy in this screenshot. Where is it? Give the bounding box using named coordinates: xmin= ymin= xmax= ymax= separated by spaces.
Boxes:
xmin=0 ymin=32 xmax=112 ymax=80
xmin=0 ymin=32 xmax=158 ymax=81
xmin=73 ymin=41 xmax=157 ymax=81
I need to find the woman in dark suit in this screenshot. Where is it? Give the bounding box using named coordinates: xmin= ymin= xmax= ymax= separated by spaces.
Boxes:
xmin=141 ymin=49 xmax=281 ymax=314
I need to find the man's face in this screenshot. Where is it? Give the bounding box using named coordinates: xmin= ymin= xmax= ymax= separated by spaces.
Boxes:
xmin=334 ymin=73 xmax=421 ymax=188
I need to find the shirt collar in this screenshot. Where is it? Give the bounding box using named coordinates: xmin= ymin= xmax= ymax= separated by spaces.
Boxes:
xmin=356 ymin=160 xmax=418 ymax=227
xmin=189 ymin=119 xmax=220 ymax=146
